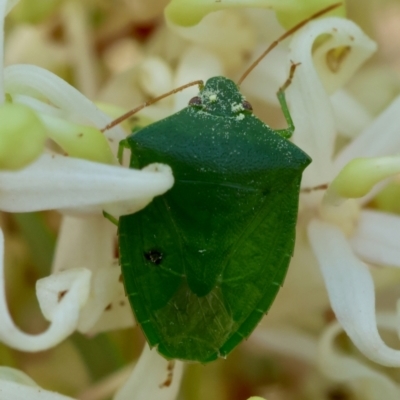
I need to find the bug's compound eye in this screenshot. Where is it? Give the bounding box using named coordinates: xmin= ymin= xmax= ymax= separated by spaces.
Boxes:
xmin=242 ymin=100 xmax=253 ymax=111
xmin=188 ymin=96 xmax=202 ymax=107
xmin=144 ymin=249 xmax=163 ymax=265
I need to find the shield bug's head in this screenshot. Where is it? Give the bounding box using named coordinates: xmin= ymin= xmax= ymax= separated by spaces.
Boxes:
xmin=188 ymin=76 xmax=253 ymax=118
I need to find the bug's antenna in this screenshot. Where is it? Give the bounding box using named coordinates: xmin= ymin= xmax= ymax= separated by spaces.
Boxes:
xmin=101 ymin=80 xmax=204 ymax=132
xmin=237 ymin=2 xmax=342 ymax=85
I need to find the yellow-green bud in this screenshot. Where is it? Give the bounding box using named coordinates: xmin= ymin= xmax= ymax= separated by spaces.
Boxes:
xmin=331 ymin=157 xmax=400 ymax=199
xmin=40 ymin=114 xmax=116 ymax=164
xmin=165 ymin=0 xmax=345 ymax=28
xmin=0 ymin=103 xmax=47 ymax=170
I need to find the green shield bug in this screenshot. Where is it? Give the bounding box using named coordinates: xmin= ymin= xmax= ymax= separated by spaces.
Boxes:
xmin=103 ymin=3 xmax=341 ymax=363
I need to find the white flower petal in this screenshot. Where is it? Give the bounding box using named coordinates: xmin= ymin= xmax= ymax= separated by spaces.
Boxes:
xmin=330 ymin=89 xmax=372 ymax=139
xmin=77 ymin=266 xmax=127 ymax=333
xmin=0 ymin=154 xmax=174 ymax=216
xmin=350 ymin=210 xmax=400 ymax=268
xmin=249 ymin=327 xmax=317 ymax=365
xmin=0 ymin=228 xmax=91 ymax=351
xmin=52 ymin=215 xmax=115 ymax=273
xmin=13 ymin=94 xmax=65 ymax=118
xmin=50 ymin=215 xmax=134 ymax=333
xmin=335 ymin=94 xmax=400 ymax=172
xmin=77 ymin=364 xmax=133 ymax=400
xmin=36 ymin=268 xmax=91 ymax=321
xmin=288 ymin=17 xmax=376 ymax=189
xmin=169 ymin=9 xmax=256 ymax=72
xmin=0 ymin=382 xmax=75 ymax=400
xmin=1 ymin=367 xmax=95 ymax=400
xmin=308 ymin=219 xmax=400 ymax=367
xmin=4 ymin=64 xmax=125 ymax=144
xmin=139 ymin=57 xmax=174 ymax=99
xmin=173 ymin=46 xmax=223 ymax=112
xmin=84 ymin=276 xmax=134 ymax=335
xmin=318 ymin=321 xmax=400 ymax=400
xmin=0 ymin=366 xmax=38 ymax=387
xmin=114 ymin=345 xmax=183 ymax=400
xmin=240 ymin=44 xmax=287 ymax=105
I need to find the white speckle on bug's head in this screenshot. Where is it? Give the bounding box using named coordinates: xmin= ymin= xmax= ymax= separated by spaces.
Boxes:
xmin=199 ymin=249 xmax=206 ymax=253
xmin=236 ymin=114 xmax=245 ymax=121
xmin=200 ymin=88 xmax=220 ymax=104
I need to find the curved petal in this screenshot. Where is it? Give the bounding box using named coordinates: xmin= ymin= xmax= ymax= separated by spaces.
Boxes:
xmin=350 ymin=210 xmax=400 ymax=268
xmin=83 ymin=274 xmax=134 ymax=335
xmin=0 ymin=381 xmax=75 ymax=400
xmin=51 ymin=215 xmax=134 ymax=333
xmin=76 ymin=266 xmax=131 ymax=333
xmin=52 ymin=215 xmax=115 ymax=273
xmin=0 ymin=229 xmax=91 ymax=351
xmin=318 ymin=321 xmax=400 ymax=400
xmin=4 ymin=64 xmax=125 ymax=145
xmin=330 ymin=89 xmax=372 ymax=139
xmin=114 ymin=345 xmax=183 ymax=400
xmin=287 ymin=17 xmax=376 ymax=189
xmin=0 ymin=367 xmax=75 ymax=400
xmin=334 ymin=94 xmax=400 ymax=172
xmin=308 ymin=219 xmax=400 ymax=367
xmin=0 ymin=154 xmax=174 ymax=216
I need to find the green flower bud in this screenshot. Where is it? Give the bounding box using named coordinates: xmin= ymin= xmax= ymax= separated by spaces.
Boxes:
xmin=0 ymin=103 xmax=47 ymax=170
xmin=40 ymin=114 xmax=115 ymax=164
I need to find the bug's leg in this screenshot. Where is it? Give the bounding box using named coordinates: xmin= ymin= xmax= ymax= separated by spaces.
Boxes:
xmin=275 ymin=62 xmax=300 ymax=139
xmin=118 ymin=139 xmax=129 ymax=165
xmin=301 ymin=183 xmax=328 ymax=193
xmin=103 ymin=210 xmax=118 ymax=226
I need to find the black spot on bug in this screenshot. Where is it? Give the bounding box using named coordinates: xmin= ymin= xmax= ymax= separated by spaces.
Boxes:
xmin=242 ymin=100 xmax=253 ymax=111
xmin=262 ymin=187 xmax=271 ymax=196
xmin=144 ymin=249 xmax=163 ymax=265
xmin=189 ymin=96 xmax=202 ymax=106
xmin=105 ymin=303 xmax=112 ymax=311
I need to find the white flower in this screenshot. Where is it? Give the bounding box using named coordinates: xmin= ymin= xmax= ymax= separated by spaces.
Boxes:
xmin=241 ymin=9 xmax=400 ymax=399
xmin=2 ymin=0 xmax=400 ymax=399
xmin=0 ymin=2 xmax=179 ymax=399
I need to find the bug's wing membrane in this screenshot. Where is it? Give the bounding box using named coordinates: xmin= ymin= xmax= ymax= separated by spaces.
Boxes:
xmin=119 ymin=194 xmax=234 ymax=362
xmin=119 ymin=198 xmax=185 ymax=347
xmin=218 ymin=177 xmax=301 ymax=356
